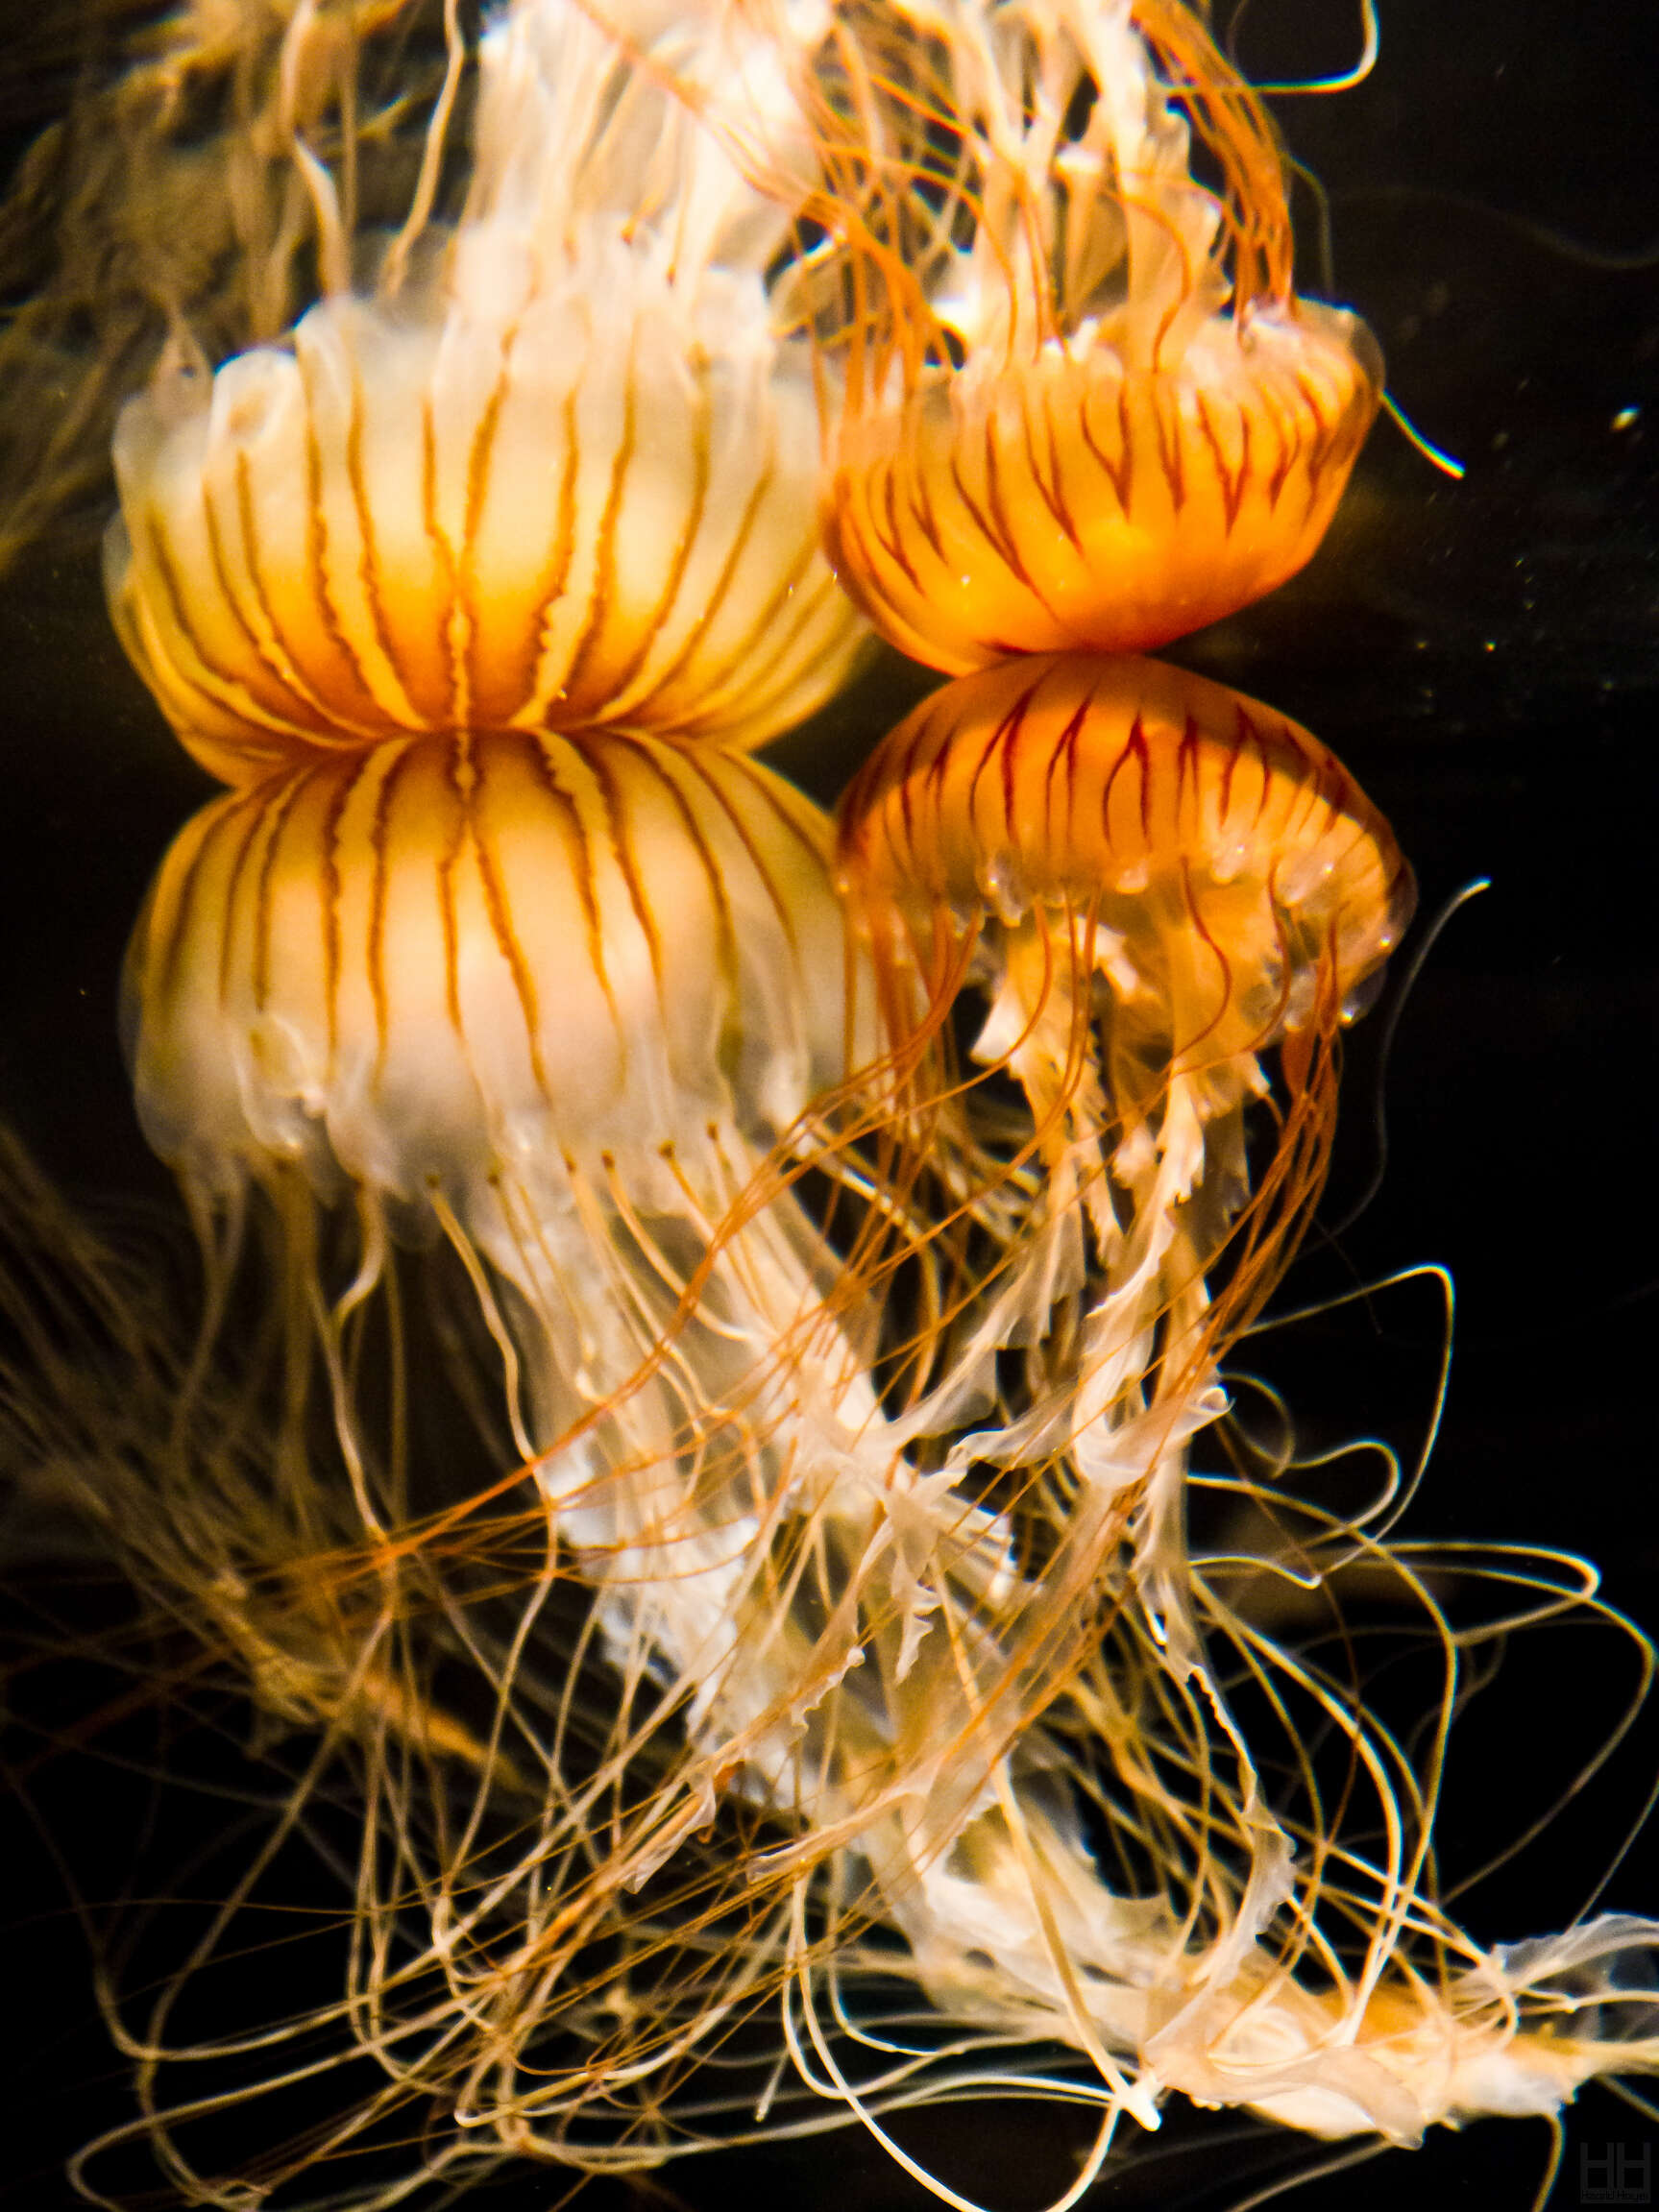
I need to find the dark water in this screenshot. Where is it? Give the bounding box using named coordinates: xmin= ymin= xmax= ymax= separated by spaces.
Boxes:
xmin=1 ymin=0 xmax=1654 ymax=2206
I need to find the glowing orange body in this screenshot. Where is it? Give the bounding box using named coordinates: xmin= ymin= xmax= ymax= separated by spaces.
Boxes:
xmin=835 ymin=651 xmax=1414 ymax=1415
xmin=839 ymin=650 xmax=1413 ymax=1033
xmin=826 ymin=313 xmax=1380 ymax=669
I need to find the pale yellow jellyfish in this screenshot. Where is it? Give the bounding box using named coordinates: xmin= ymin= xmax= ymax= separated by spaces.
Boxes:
xmin=78 ymin=0 xmax=885 ymax=1928
xmin=47 ymin=0 xmax=918 ymax=2185
xmin=104 ymin=0 xmax=867 ymax=781
xmin=792 ymin=0 xmax=1382 ymax=669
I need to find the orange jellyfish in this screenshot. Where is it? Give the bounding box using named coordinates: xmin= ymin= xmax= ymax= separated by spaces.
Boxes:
xmin=793 ymin=647 xmax=1659 ymax=2177
xmin=832 ymin=649 xmax=1412 ymax=1662
xmin=796 ymin=0 xmax=1382 ymax=670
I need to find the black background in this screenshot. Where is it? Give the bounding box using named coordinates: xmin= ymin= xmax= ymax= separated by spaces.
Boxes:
xmin=1 ymin=0 xmax=1655 ymax=2205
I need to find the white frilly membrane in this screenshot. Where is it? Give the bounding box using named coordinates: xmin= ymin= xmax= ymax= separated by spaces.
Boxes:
xmin=102 ymin=0 xmax=867 ymax=781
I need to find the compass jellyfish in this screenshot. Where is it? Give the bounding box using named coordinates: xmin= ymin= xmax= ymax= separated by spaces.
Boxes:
xmin=834 ymin=648 xmax=1413 ymax=1636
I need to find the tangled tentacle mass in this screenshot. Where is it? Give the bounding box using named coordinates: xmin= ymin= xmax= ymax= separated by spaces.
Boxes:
xmin=2 ymin=1 xmax=1655 ymax=2206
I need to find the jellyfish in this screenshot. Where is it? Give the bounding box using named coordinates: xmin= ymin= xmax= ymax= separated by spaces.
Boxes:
xmin=789 ymin=0 xmax=1382 ymax=672
xmin=85 ymin=0 xmax=890 ymax=1820
xmin=58 ymin=0 xmax=946 ymax=2180
xmin=105 ymin=0 xmax=867 ymax=781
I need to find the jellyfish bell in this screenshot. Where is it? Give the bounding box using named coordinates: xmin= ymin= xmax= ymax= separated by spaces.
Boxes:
xmin=104 ymin=0 xmax=867 ymax=785
xmin=806 ymin=0 xmax=1383 ymax=671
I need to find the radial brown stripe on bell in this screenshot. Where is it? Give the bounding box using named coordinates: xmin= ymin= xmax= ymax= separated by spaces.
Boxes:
xmin=462 ymin=740 xmax=549 ymax=1104
xmin=547 ymin=345 xmax=641 ymax=723
xmin=473 ymin=385 xmax=583 ymax=733
xmin=866 ymin=459 xmax=918 ymax=595
xmin=317 ymin=760 xmax=357 ymax=1066
xmin=585 ymin=361 xmax=715 ymax=716
xmin=667 ymin=516 xmax=836 ymax=746
xmin=344 ymin=370 xmax=422 ymax=729
xmin=112 ymin=502 xmax=335 ymax=782
xmin=626 ymin=741 xmax=744 ymax=1002
xmin=579 ymin=731 xmax=667 ymax=1015
xmin=435 ymin=734 xmax=474 ymax=1041
xmin=720 ymin=753 xmax=838 ymax=928
xmin=199 ymin=476 xmax=362 ymax=746
xmin=1078 ymin=378 xmax=1136 ymax=518
xmin=212 ymin=786 xmax=275 ymax=1017
xmin=723 ymin=571 xmax=852 ymax=745
xmin=1100 ymin=707 xmax=1153 ymax=858
xmin=287 ymin=348 xmax=411 ymax=734
xmin=250 ymin=766 xmax=324 ymax=1018
xmin=223 ymin=357 xmax=417 ymax=741
xmin=363 ymin=742 xmax=416 ymax=1077
xmin=1255 ymin=371 xmax=1303 ymax=516
xmin=126 ymin=790 xmax=232 ymax=1036
xmin=453 ymin=348 xmax=518 ymax=732
xmin=615 ymin=422 xmax=779 ymax=733
xmin=1017 ymin=387 xmax=1080 ymax=552
xmin=1150 ymin=384 xmax=1187 ymax=516
xmin=1194 ymin=394 xmax=1249 ymax=535
xmin=523 ymin=733 xmax=619 ymax=1053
